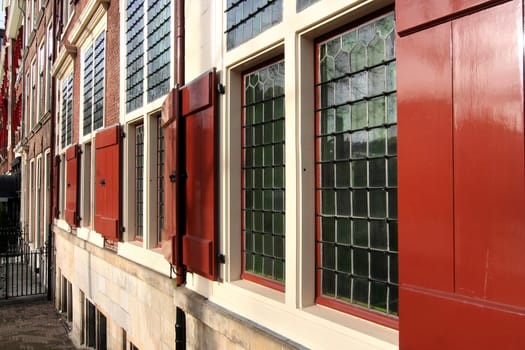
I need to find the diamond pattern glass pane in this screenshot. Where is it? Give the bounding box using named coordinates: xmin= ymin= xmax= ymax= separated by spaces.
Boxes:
xmin=226 ymin=0 xmax=283 ymax=50
xmin=315 ymin=13 xmax=398 ymax=316
xmin=242 ymin=60 xmax=285 ymax=285
xmin=136 ymin=124 xmax=144 ymax=238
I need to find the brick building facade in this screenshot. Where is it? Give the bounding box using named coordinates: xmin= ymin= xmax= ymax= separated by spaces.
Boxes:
xmin=1 ymin=0 xmax=524 ymax=349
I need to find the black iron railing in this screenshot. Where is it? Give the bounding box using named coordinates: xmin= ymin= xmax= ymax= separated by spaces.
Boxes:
xmin=0 ymin=227 xmax=49 ymax=299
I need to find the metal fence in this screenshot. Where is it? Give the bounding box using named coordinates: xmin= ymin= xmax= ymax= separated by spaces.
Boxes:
xmin=0 ymin=227 xmax=49 ymax=299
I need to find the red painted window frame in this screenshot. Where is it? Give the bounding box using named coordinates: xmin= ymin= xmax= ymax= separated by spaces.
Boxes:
xmin=240 ymin=57 xmax=286 ymax=293
xmin=313 ymin=8 xmax=399 ymax=329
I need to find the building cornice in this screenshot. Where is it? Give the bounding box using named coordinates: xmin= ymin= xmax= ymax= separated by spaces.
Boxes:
xmin=5 ymin=0 xmax=23 ymax=40
xmin=51 ymin=44 xmax=77 ymax=79
xmin=69 ymin=0 xmax=110 ymax=47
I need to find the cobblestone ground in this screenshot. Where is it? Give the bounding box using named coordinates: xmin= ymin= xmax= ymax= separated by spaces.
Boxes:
xmin=0 ymin=297 xmax=76 ymax=349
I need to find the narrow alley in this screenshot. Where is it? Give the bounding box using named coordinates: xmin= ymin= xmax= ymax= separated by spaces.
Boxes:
xmin=0 ymin=297 xmax=76 ymax=349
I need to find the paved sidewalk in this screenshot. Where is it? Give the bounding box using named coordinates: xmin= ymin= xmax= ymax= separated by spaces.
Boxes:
xmin=0 ymin=297 xmax=76 ymax=349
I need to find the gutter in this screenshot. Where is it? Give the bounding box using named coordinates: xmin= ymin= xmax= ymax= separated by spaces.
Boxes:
xmin=173 ymin=0 xmax=185 ymax=286
xmin=47 ymin=0 xmax=57 ymax=300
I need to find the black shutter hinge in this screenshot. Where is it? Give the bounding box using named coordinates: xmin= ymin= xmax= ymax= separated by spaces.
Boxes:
xmin=217 ymin=254 xmax=225 ymax=264
xmin=120 ymin=130 xmax=126 ymax=139
xmin=217 ymin=83 xmax=225 ymax=95
xmin=120 ymin=226 xmax=126 ymax=233
xmin=169 ymin=171 xmax=176 ymax=183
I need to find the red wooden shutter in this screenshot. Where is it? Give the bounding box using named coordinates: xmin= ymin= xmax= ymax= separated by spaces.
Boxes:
xmin=398 ymin=0 xmax=525 ymax=348
xmin=181 ymin=70 xmax=218 ymax=280
xmin=65 ymin=144 xmax=80 ymax=227
xmin=52 ymin=155 xmax=60 ymax=219
xmin=94 ymin=124 xmax=121 ymax=241
xmin=161 ymin=87 xmax=183 ymax=269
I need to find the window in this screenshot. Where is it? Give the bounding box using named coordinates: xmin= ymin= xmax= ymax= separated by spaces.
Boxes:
xmin=86 ymin=300 xmax=96 ymax=348
xmin=315 ymin=13 xmax=398 ymax=318
xmin=81 ymin=142 xmax=92 ymax=227
xmin=124 ymin=115 xmax=164 ymax=249
xmin=61 ymin=74 xmax=73 ymax=149
xmin=32 ymin=0 xmax=37 ymax=28
xmin=297 ymin=0 xmax=320 ymax=11
xmin=25 ymin=72 xmax=30 ymax=133
xmin=135 ymin=123 xmax=144 ymax=240
xmin=85 ymin=299 xmax=107 ymax=350
xmin=225 ymin=0 xmax=283 ymax=50
xmin=125 ymin=0 xmax=171 ymax=113
xmin=44 ymin=151 xmax=51 ymax=245
xmin=31 ymin=60 xmax=36 ymax=127
xmin=36 ymin=156 xmax=42 ymax=247
xmin=156 ymin=117 xmax=164 ymax=244
xmin=83 ymin=32 xmax=106 ymax=136
xmin=46 ymin=24 xmax=53 ymax=113
xmin=59 ymin=154 xmax=66 ymax=218
xmin=60 ymin=276 xmax=73 ymax=323
xmin=242 ymin=60 xmax=285 ymax=289
xmin=38 ymin=43 xmax=45 ymax=118
xmin=62 ymin=0 xmax=74 ymax=29
xmin=29 ymin=160 xmax=34 ymax=241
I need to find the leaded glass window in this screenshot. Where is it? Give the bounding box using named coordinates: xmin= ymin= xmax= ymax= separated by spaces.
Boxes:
xmin=225 ymin=0 xmax=283 ymax=50
xmin=242 ymin=60 xmax=285 ymax=287
xmin=147 ymin=0 xmax=171 ymax=102
xmin=157 ymin=117 xmax=164 ymax=243
xmin=61 ymin=74 xmax=73 ymax=149
xmin=126 ymin=0 xmax=144 ymax=113
xmin=315 ymin=13 xmax=398 ymax=316
xmin=136 ymin=124 xmax=144 ymax=239
xmin=83 ymin=31 xmax=106 ymax=136
xmin=126 ymin=0 xmax=171 ymax=113
xmin=297 ymin=0 xmax=319 ymax=11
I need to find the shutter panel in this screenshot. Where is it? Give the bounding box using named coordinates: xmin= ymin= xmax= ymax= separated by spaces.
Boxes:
xmin=52 ymin=155 xmax=60 ymax=219
xmin=181 ymin=70 xmax=218 ymax=280
xmin=65 ymin=144 xmax=80 ymax=227
xmin=398 ymin=0 xmax=525 ymax=348
xmin=160 ymin=87 xmax=183 ymax=268
xmin=94 ymin=125 xmax=121 ymax=241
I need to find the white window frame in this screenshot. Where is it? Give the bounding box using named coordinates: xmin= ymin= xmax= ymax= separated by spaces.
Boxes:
xmin=25 ymin=72 xmax=31 ymax=133
xmin=123 ymin=116 xmax=160 ymax=247
xmin=35 ymin=155 xmax=42 ymax=248
xmin=38 ymin=42 xmax=45 ymax=119
xmin=28 ymin=159 xmax=35 ymax=242
xmin=60 ymin=74 xmax=73 ymax=150
xmin=118 ymin=113 xmax=168 ymax=272
xmin=79 ymin=141 xmax=94 ymax=229
xmin=46 ymin=23 xmax=53 ymax=113
xmin=58 ymin=153 xmax=66 ymax=220
xmin=44 ymin=149 xmax=51 ymax=245
xmin=31 ymin=59 xmax=36 ymax=125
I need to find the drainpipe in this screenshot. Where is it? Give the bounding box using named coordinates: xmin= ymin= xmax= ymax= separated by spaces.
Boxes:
xmin=174 ymin=0 xmax=186 ymax=286
xmin=176 ymin=0 xmax=185 ymax=86
xmin=17 ymin=0 xmax=26 ymax=238
xmin=47 ymin=0 xmax=57 ymax=301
